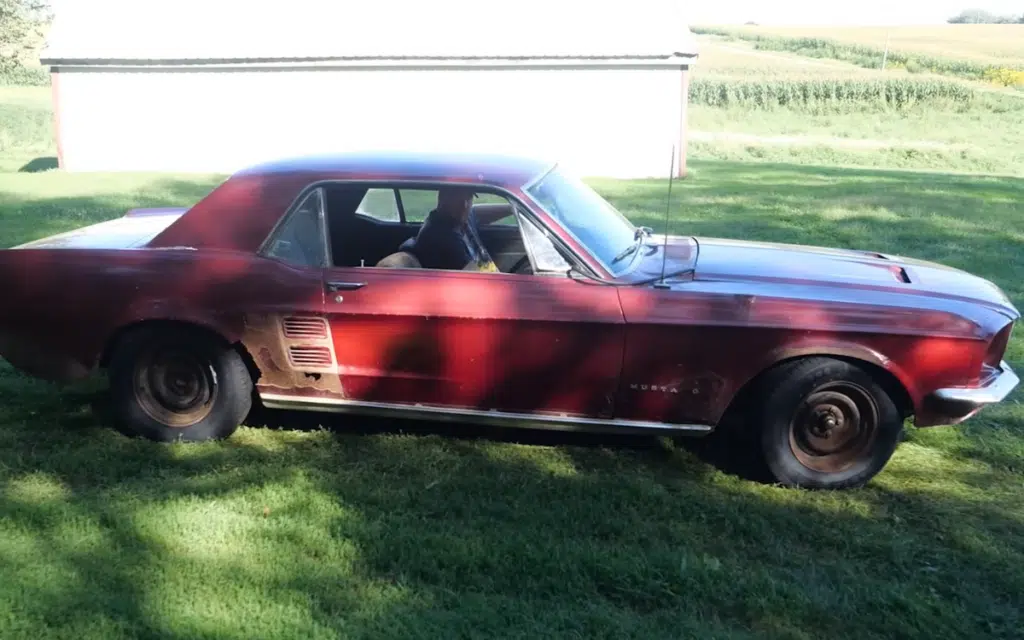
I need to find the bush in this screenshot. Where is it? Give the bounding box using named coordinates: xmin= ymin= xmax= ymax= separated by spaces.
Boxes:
xmin=0 ymin=65 xmax=49 ymax=86
xmin=983 ymin=68 xmax=1024 ymax=87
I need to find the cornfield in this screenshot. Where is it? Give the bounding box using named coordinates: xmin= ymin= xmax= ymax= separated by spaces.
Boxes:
xmin=689 ymin=77 xmax=976 ymax=111
xmin=692 ymin=27 xmax=1024 ymax=83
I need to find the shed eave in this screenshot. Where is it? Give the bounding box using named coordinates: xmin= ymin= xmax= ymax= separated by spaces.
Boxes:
xmin=40 ymin=53 xmax=698 ymax=70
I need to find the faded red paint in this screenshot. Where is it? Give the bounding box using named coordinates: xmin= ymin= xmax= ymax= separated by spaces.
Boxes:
xmin=678 ymin=66 xmax=689 ymax=178
xmin=50 ymin=70 xmax=64 ymax=169
xmin=0 ymin=152 xmax=1017 ymax=433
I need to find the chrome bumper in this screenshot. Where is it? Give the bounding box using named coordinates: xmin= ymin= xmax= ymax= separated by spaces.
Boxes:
xmin=933 ymin=361 xmax=1020 ymax=407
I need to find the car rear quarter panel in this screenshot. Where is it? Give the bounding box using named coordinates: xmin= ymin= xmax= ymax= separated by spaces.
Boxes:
xmin=615 ymin=281 xmax=1009 ymax=427
xmin=0 ymin=247 xmax=323 ymax=383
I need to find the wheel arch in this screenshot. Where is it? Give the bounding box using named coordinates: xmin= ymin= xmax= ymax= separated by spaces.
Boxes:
xmin=98 ymin=318 xmax=262 ymax=385
xmin=721 ymin=349 xmax=916 ymax=426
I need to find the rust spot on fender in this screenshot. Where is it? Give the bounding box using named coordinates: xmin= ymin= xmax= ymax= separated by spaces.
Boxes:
xmin=240 ymin=313 xmax=345 ymax=398
xmin=256 ymin=347 xmax=283 ymax=373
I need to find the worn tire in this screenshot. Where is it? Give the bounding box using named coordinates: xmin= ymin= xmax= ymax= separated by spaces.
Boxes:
xmin=752 ymin=357 xmax=903 ymax=490
xmin=107 ymin=325 xmax=253 ymax=442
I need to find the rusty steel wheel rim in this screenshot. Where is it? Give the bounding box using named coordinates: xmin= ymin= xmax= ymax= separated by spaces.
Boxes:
xmin=133 ymin=343 xmax=218 ymax=428
xmin=788 ymin=382 xmax=879 ymax=474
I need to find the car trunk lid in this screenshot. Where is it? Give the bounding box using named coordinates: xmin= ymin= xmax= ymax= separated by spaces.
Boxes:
xmin=11 ymin=208 xmax=190 ymax=250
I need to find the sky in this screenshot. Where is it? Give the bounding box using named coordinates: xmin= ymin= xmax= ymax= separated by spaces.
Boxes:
xmin=45 ymin=0 xmax=1022 ymax=26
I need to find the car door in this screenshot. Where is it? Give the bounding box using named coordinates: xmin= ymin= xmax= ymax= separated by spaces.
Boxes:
xmin=321 ymin=201 xmax=627 ymax=419
xmin=241 ymin=186 xmax=342 ymax=403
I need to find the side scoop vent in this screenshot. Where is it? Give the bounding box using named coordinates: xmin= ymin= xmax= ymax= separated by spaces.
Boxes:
xmin=283 ymin=315 xmax=329 ymax=339
xmin=288 ymin=346 xmax=333 ymax=368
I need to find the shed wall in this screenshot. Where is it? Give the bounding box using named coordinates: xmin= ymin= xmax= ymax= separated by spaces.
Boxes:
xmin=54 ymin=66 xmax=689 ymax=178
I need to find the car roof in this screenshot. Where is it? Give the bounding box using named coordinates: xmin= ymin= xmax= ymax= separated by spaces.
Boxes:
xmin=147 ymin=150 xmax=557 ymax=253
xmin=235 ymin=150 xmax=556 ymax=188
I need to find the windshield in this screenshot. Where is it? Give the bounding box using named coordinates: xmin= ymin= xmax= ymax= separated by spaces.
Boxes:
xmin=524 ymin=165 xmax=637 ymax=274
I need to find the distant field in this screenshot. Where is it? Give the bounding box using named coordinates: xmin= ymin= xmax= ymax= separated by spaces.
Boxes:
xmin=694 ymin=25 xmax=1024 ymax=92
xmin=683 ymin=29 xmax=1024 ymax=174
xmin=693 ymin=37 xmax=874 ymax=78
xmin=725 ymin=25 xmax=1024 ymax=67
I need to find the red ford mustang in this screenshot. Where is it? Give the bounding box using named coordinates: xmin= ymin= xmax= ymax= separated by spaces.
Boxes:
xmin=0 ymin=152 xmax=1018 ymax=489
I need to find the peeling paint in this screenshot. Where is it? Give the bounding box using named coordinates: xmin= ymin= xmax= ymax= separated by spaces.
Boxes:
xmin=240 ymin=312 xmax=346 ymax=398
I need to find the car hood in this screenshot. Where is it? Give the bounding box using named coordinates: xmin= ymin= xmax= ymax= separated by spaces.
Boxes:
xmin=691 ymin=237 xmax=1019 ymax=317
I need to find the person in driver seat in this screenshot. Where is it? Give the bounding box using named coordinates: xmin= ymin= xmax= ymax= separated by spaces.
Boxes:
xmin=413 ymin=186 xmax=500 ymax=272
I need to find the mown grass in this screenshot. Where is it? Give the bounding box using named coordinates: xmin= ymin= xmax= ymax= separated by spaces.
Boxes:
xmin=686 ymin=100 xmax=1024 ymax=175
xmin=1 ymin=156 xmax=1022 ymax=638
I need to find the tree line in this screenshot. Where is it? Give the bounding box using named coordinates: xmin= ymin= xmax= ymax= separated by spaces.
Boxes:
xmin=948 ymin=8 xmax=1024 ymax=23
xmin=1 ymin=0 xmax=50 ymax=74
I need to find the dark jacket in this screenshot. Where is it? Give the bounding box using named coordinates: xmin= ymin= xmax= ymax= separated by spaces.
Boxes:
xmin=413 ymin=209 xmax=494 ymax=270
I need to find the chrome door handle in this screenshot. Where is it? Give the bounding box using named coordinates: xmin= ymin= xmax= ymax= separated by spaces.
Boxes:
xmin=326 ymin=281 xmax=367 ymax=292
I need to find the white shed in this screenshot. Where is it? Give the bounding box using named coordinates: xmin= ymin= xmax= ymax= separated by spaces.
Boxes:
xmin=40 ymin=0 xmax=699 ymax=178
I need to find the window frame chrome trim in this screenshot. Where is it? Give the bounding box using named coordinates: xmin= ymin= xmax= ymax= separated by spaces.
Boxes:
xmin=257 ymin=185 xmax=332 ymax=268
xmin=257 ymin=177 xmax=605 ymax=279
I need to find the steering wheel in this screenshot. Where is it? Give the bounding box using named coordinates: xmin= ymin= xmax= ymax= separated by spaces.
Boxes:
xmin=510 ymin=255 xmax=533 ymax=275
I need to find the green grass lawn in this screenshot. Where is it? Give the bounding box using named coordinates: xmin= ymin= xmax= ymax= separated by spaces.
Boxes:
xmin=0 ymin=158 xmax=1022 ymax=638
xmin=687 ymin=102 xmax=1024 ymax=176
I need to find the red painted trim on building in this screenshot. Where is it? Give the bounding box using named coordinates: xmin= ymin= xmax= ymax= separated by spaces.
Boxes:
xmin=678 ymin=66 xmax=690 ymax=178
xmin=50 ymin=70 xmax=64 ymax=169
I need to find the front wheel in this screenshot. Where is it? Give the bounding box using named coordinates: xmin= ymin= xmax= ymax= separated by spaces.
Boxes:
xmin=753 ymin=357 xmax=904 ymax=490
xmin=107 ymin=325 xmax=253 ymax=442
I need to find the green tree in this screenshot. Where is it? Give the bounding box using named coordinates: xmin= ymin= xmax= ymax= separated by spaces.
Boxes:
xmin=0 ymin=0 xmax=51 ymax=73
xmin=947 ymin=8 xmax=1018 ymax=23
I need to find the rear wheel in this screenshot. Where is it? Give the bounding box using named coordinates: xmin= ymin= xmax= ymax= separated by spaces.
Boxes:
xmin=753 ymin=357 xmax=903 ymax=489
xmin=107 ymin=325 xmax=253 ymax=442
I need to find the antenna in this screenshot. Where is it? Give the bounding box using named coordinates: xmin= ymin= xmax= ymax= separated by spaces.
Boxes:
xmin=653 ymin=144 xmax=677 ymax=289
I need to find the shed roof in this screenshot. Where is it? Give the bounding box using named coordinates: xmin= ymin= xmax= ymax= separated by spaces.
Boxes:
xmin=41 ymin=0 xmax=698 ymax=65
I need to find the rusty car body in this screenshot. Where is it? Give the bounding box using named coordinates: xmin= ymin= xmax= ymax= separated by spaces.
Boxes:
xmin=0 ymin=151 xmax=1018 ymax=489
